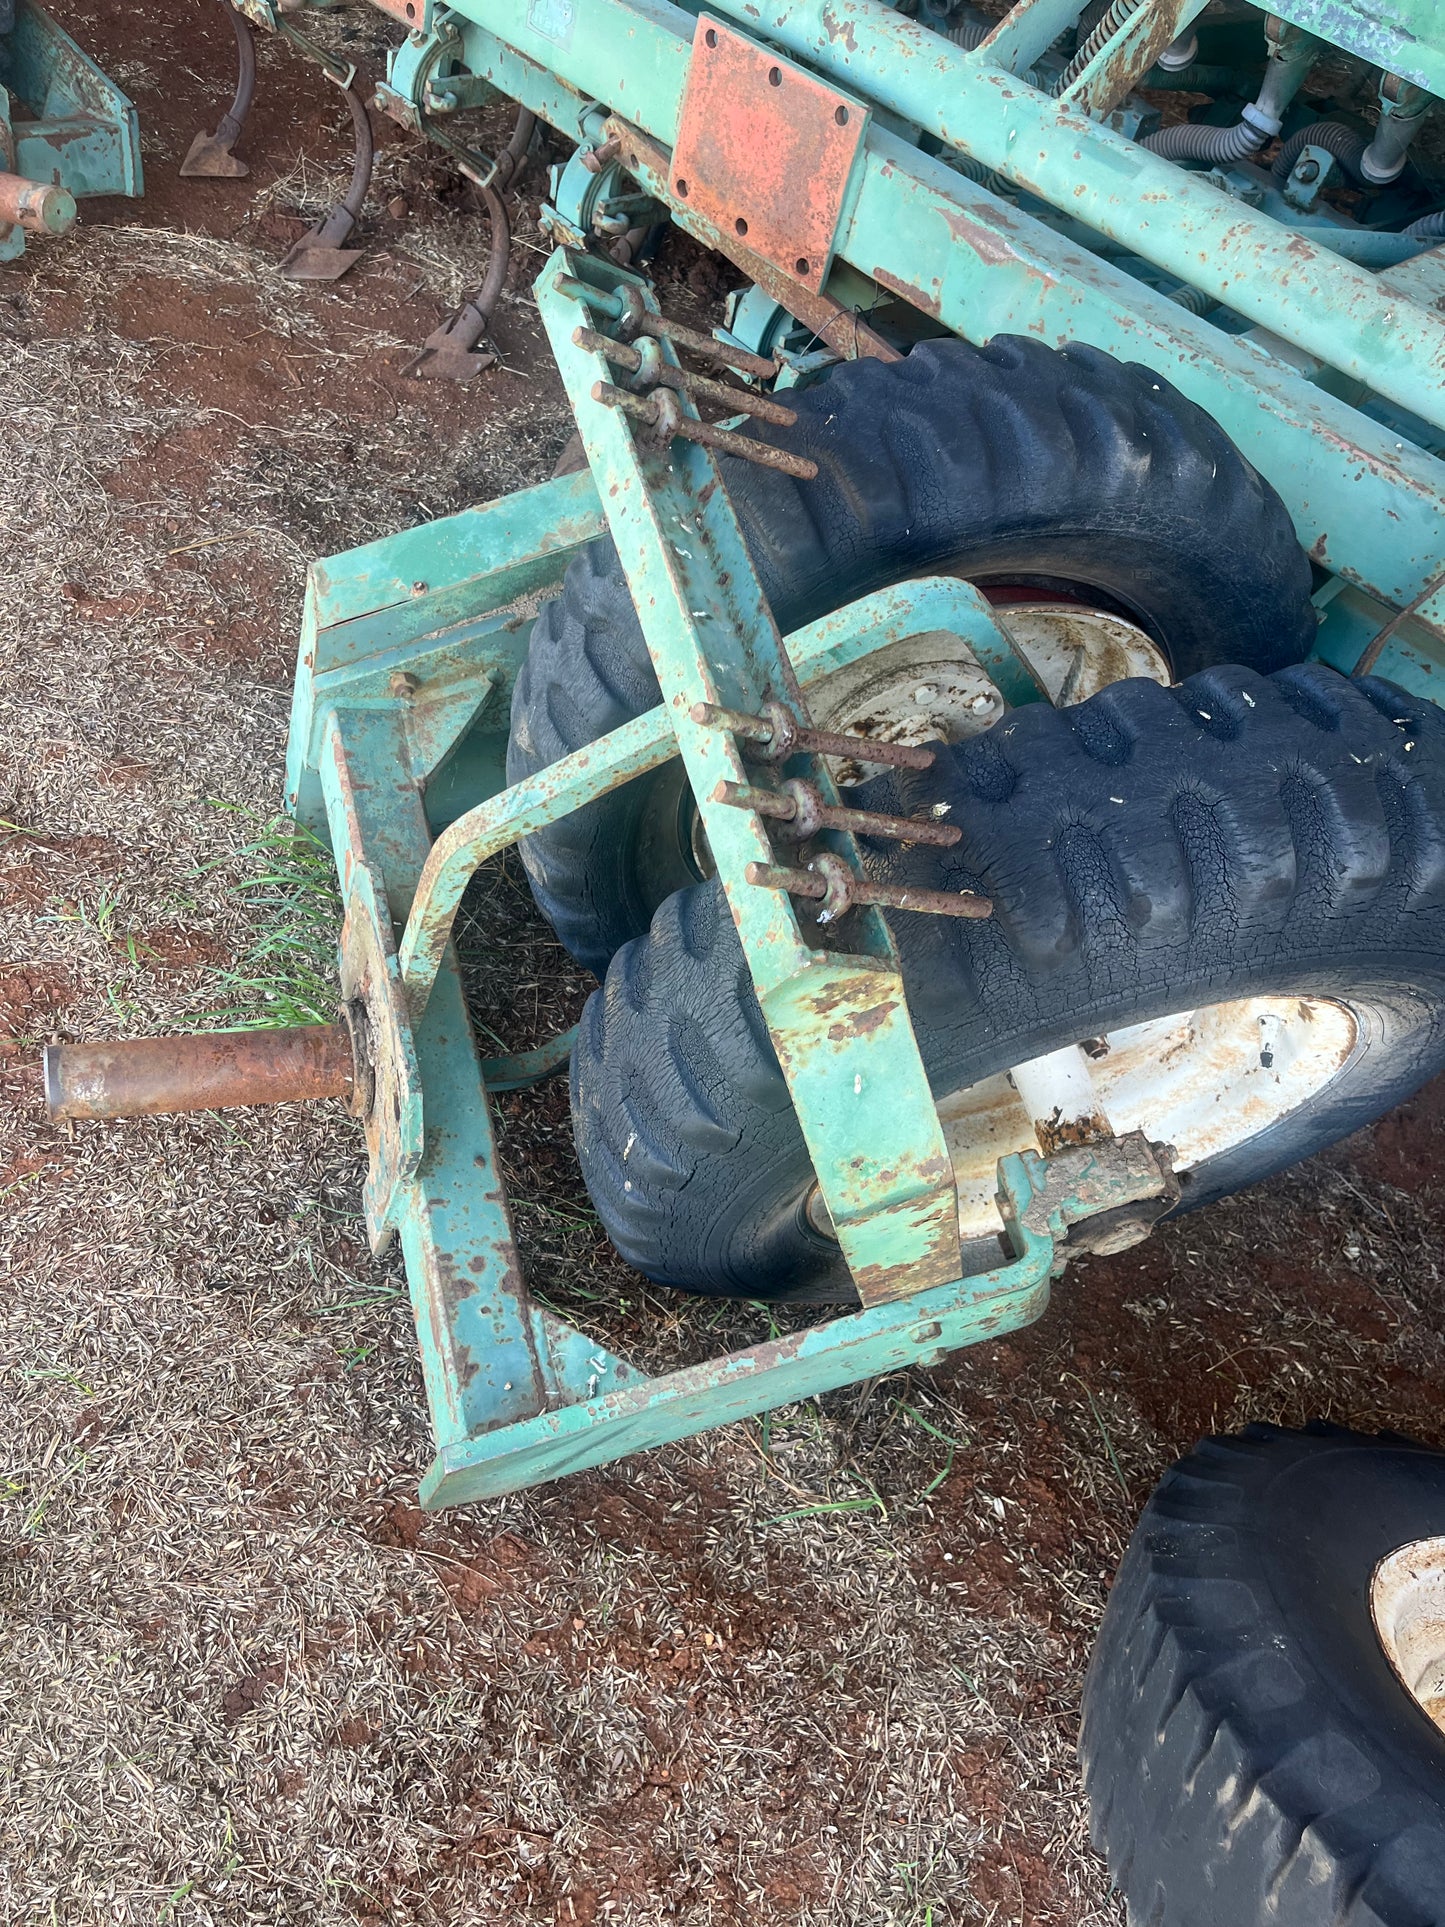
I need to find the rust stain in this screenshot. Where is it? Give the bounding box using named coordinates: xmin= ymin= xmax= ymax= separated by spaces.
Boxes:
xmin=671 ymin=19 xmax=865 ymax=299
xmin=1033 ymin=1111 xmax=1113 ymax=1157
xmin=937 ymin=204 xmax=1024 ymax=269
xmin=870 ymin=263 xmax=941 ymax=319
xmin=850 ymin=1201 xmax=961 ymax=1306
xmin=826 ymin=999 xmax=898 ymax=1042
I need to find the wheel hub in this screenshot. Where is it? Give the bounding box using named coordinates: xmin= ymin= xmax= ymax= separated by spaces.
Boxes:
xmin=937 ymin=996 xmax=1360 ymax=1242
xmin=1373 ymin=1538 xmax=1445 ymax=1735
xmin=809 ymin=602 xmax=1170 ymax=784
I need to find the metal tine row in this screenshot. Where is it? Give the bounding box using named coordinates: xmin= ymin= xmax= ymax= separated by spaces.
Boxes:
xmin=556 ymin=275 xmax=990 ymax=925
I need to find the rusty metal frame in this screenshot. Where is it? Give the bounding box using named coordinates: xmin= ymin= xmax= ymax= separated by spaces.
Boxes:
xmin=0 ymin=0 xmax=142 ymax=263
xmin=277 ymin=249 xmax=1085 ymax=1501
xmin=392 ymin=0 xmax=1445 ymax=670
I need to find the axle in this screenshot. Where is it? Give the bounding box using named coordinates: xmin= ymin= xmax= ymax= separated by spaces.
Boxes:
xmin=44 ymin=1023 xmax=354 ymax=1120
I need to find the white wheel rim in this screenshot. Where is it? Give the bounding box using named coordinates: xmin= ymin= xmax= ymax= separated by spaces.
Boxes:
xmin=938 ymin=997 xmax=1360 ymax=1241
xmin=809 ymin=601 xmax=1170 ymax=784
xmin=799 ymin=605 xmax=1360 ymax=1245
xmin=1373 ymin=1538 xmax=1445 ymax=1736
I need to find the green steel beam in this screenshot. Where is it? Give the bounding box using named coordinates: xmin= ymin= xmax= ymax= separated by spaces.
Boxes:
xmin=524 ymin=249 xmax=966 ymax=1304
xmin=702 ymin=0 xmax=1445 ymax=431
xmin=1268 ymin=0 xmax=1445 ymax=98
xmin=1 ymin=0 xmax=142 ymax=197
xmin=430 ymin=0 xmax=1445 ymax=637
xmin=455 ymin=0 xmax=1445 ymax=432
xmin=422 ymin=1208 xmax=1053 ymax=1505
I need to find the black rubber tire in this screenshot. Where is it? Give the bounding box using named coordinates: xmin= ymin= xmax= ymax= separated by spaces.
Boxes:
xmin=1080 ymin=1424 xmax=1445 ymax=1927
xmin=510 ymin=334 xmax=1318 ymax=976
xmin=571 ymin=663 xmax=1445 ymax=1302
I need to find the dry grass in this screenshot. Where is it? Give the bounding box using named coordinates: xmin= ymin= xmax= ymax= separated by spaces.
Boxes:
xmin=5 ymin=48 xmax=1445 ymax=1927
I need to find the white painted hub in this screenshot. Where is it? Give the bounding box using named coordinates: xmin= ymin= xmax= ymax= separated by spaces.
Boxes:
xmin=936 ymin=996 xmax=1359 ymax=1241
xmin=810 ymin=602 xmax=1170 ymax=784
xmin=1373 ymin=1537 xmax=1445 ymax=1735
xmin=799 ymin=605 xmax=1360 ymax=1248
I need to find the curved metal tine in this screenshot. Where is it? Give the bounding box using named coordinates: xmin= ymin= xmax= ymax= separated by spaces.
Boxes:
xmin=181 ymin=0 xmax=256 ymax=180
xmin=407 ymin=110 xmax=535 ymax=381
xmin=407 ymin=180 xmax=508 ymax=380
xmin=279 ymin=78 xmax=374 ymax=281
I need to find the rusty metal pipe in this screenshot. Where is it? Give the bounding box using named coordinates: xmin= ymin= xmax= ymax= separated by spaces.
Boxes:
xmin=45 ymin=1023 xmax=354 ymax=1120
xmin=592 ymin=381 xmax=819 ymax=479
xmin=573 ymin=325 xmax=799 ymax=425
xmin=691 ymin=699 xmax=937 ymax=771
xmin=745 ymin=858 xmax=992 ymax=920
xmin=0 ymin=173 xmax=76 ymax=236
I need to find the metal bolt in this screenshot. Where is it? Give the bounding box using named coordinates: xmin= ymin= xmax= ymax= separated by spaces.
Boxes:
xmin=592 ymin=382 xmax=819 ymax=480
xmin=712 ymin=777 xmax=962 ymax=848
xmin=390 ymin=671 xmax=420 ymax=699
xmin=410 ymin=580 xmax=428 ymax=595
xmin=913 ymin=684 xmax=938 ymax=704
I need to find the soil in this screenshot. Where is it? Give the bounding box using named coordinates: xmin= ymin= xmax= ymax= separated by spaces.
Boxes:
xmin=3 ymin=5 xmax=1445 ymax=1927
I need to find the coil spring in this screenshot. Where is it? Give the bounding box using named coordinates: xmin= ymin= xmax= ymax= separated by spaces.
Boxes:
xmin=1052 ymin=0 xmax=1142 ymax=95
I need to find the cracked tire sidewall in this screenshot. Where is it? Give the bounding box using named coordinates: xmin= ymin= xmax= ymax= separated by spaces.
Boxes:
xmin=510 ymin=333 xmax=1318 ymax=976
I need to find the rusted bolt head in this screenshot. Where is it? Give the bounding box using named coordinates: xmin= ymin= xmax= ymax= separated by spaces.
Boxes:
xmin=389 ymin=671 xmax=420 ymax=699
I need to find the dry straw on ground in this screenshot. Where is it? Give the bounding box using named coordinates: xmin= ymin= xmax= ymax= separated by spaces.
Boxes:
xmin=4 ymin=82 xmax=1445 ymax=1927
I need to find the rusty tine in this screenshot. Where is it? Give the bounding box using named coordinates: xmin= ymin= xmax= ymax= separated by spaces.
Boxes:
xmin=745 ymin=857 xmax=992 ymax=922
xmin=181 ymin=0 xmax=257 ymax=179
xmin=634 ymin=311 xmax=778 ymax=379
xmin=713 ymin=778 xmax=961 ymax=848
xmin=573 ymin=325 xmax=799 ymax=426
xmin=555 ymin=276 xmax=779 ymax=378
xmin=690 ymin=699 xmax=938 ymax=771
xmin=592 ymin=382 xmax=819 ymax=479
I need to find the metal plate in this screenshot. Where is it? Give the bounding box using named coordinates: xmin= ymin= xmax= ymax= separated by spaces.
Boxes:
xmin=669 ymin=17 xmax=867 ymax=297
xmin=370 ymin=0 xmax=432 ymax=28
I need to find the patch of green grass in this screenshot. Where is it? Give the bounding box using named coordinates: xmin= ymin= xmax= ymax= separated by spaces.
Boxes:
xmin=193 ymin=805 xmax=341 ymax=1029
xmin=1063 ymin=1370 xmax=1129 ymax=1495
xmin=895 ymin=1397 xmax=971 ymax=1500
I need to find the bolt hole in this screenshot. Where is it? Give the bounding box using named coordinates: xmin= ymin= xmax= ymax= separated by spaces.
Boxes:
xmin=705 ymin=26 xmax=717 ymax=46
xmin=675 ymin=177 xmax=689 ymax=197
xmin=404 ymin=1 xmax=415 ymax=15
xmin=735 ymin=216 xmax=749 ymax=236
xmin=835 ymin=105 xmax=848 ymax=125
xmin=768 ymin=65 xmax=782 ymax=85
xmin=795 ymin=256 xmax=810 ymax=275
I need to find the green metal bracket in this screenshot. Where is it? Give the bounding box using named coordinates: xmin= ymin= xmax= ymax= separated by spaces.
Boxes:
xmin=0 ymin=0 xmax=141 ymax=263
xmin=284 ymin=238 xmax=1091 ymax=1503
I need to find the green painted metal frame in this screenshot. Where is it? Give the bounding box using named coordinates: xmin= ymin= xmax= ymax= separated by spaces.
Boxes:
xmin=0 ymin=0 xmax=142 ymax=263
xmin=381 ymin=0 xmax=1445 ymax=664
xmin=281 ymin=0 xmax=1445 ymax=1502
xmin=291 ymin=247 xmax=1074 ymax=1504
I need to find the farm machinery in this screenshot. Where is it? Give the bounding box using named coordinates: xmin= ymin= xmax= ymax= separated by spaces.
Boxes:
xmin=0 ymin=0 xmax=140 ymax=260
xmin=34 ymin=1 xmax=1445 ymax=1907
